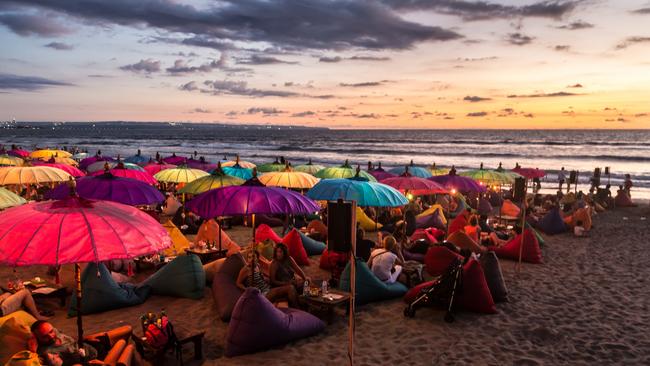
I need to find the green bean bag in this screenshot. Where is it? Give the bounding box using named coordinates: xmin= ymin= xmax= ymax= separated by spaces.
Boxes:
xmin=142 ymin=255 xmax=205 ymax=299
xmin=338 ymin=258 xmax=407 ymax=305
xmin=69 ymin=263 xmax=150 ymax=316
xmin=298 ymin=231 xmax=326 ymax=256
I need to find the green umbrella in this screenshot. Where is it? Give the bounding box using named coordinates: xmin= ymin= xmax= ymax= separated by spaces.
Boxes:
xmin=293 ymin=158 xmax=326 ymax=175
xmin=179 ymin=163 xmax=245 ymax=194
xmin=459 ymin=164 xmax=515 ymax=185
xmin=257 ymin=158 xmax=286 ymax=172
xmin=0 ymin=187 xmax=27 ymax=209
xmin=314 ymin=160 xmax=377 ymax=181
xmin=429 ymin=163 xmax=449 ymax=176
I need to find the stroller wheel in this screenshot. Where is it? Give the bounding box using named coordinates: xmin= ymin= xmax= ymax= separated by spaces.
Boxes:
xmin=444 ymin=312 xmax=455 ymax=323
xmin=404 ymin=306 xmax=415 ymax=318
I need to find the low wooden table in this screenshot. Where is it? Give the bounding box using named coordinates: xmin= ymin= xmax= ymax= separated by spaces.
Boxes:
xmin=300 ymin=289 xmax=351 ymax=324
xmin=185 ymin=248 xmax=227 ymax=264
xmin=133 ymin=326 xmax=205 ymax=365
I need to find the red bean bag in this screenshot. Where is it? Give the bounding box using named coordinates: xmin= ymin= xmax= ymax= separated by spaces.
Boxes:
xmin=319 ymin=249 xmax=348 ymax=270
xmin=448 ymin=214 xmax=467 ymax=236
xmin=456 ymin=258 xmax=496 ymax=314
xmin=282 ymin=229 xmax=310 ymax=266
xmin=488 ymin=229 xmax=542 ymax=264
xmin=410 ymin=229 xmax=438 ymax=245
xmin=424 ymin=246 xmax=463 ymax=277
xmin=404 ymin=280 xmax=435 ymax=303
xmin=255 ymin=224 xmax=282 ymax=244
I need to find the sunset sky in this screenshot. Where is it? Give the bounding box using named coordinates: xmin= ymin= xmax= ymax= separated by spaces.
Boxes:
xmin=1 ymin=0 xmax=649 ymax=128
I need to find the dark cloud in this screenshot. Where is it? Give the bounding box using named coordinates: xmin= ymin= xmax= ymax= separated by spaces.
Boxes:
xmin=349 ymin=55 xmax=390 ymax=61
xmin=8 ymin=0 xmax=462 ymax=51
xmin=339 ymin=81 xmax=386 ymax=87
xmin=634 ymin=113 xmax=648 ymax=117
xmin=556 ymin=20 xmax=593 ymax=30
xmin=179 ymin=81 xmax=199 ymax=91
xmin=508 ymin=91 xmax=579 ymax=98
xmin=247 ymin=107 xmax=286 ymax=115
xmin=615 ymin=36 xmax=650 ymax=50
xmin=314 ymin=94 xmax=335 ymax=99
xmin=457 ymin=56 xmax=498 ymax=62
xmin=182 ymin=79 xmax=300 ymax=98
xmin=383 ymin=0 xmax=580 ymax=21
xmin=319 ymin=56 xmax=342 ymax=63
xmin=631 ymin=8 xmax=650 ymax=14
xmin=189 ymin=108 xmax=211 ymax=114
xmin=524 ymin=113 xmax=534 ymax=118
xmin=463 ymin=95 xmax=491 ymax=102
xmin=87 ymin=74 xmax=112 ymax=78
xmin=166 ymin=57 xmax=225 ymax=75
xmin=555 ymin=44 xmax=570 ymax=51
xmin=291 ymin=111 xmax=316 ymax=117
xmin=172 ymin=51 xmax=199 ymax=57
xmin=44 ymin=41 xmax=73 ymax=50
xmin=467 ymin=111 xmax=488 ymax=117
xmin=506 ymin=33 xmax=534 ymax=46
xmin=0 ymin=73 xmax=73 ymax=91
xmin=238 ymin=55 xmax=298 ymax=65
xmin=567 ymin=83 xmax=583 ymax=88
xmin=119 ymin=59 xmax=161 ymax=74
xmin=0 ymin=12 xmax=70 ymax=37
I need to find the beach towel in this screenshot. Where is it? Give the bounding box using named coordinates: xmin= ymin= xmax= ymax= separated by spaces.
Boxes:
xmin=356 ymin=207 xmax=382 ymax=231
xmin=142 ymin=255 xmax=205 ymax=299
xmin=212 ymin=253 xmax=246 ymax=322
xmin=195 ymin=219 xmax=240 ymax=256
xmin=255 ymin=224 xmax=282 ymax=243
xmin=298 ymin=231 xmax=326 ymax=256
xmin=424 ymin=246 xmax=464 ymax=277
xmin=479 ymin=252 xmax=508 ymax=302
xmin=225 ymin=288 xmax=325 ymax=357
xmin=456 ymin=259 xmax=497 ymax=314
xmin=537 ymin=207 xmax=568 ymax=235
xmin=489 ymin=229 xmax=543 ymax=264
xmin=338 ymin=258 xmax=408 ymax=305
xmin=282 ymin=229 xmax=310 ymax=266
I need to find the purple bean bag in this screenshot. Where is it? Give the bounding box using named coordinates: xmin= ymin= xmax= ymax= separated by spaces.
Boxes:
xmin=536 ymin=207 xmax=568 ymax=235
xmin=211 ymin=253 xmax=246 ymax=322
xmin=415 ymin=209 xmax=445 ymax=230
xmin=225 ymin=288 xmax=325 ymax=357
xmin=478 ymin=198 xmax=493 ymax=216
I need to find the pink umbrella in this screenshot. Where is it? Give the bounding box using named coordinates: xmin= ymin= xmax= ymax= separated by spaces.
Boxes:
xmin=32 ymin=162 xmax=86 ymax=177
xmin=90 ymin=164 xmax=157 ymax=185
xmin=162 ymin=153 xmax=187 ymax=165
xmin=7 ymin=148 xmax=30 ymax=158
xmin=143 ymin=161 xmax=176 ymax=175
xmin=0 ymin=194 xmax=171 ymax=346
xmin=512 ymin=167 xmax=545 ymax=179
xmin=368 ymin=162 xmax=396 ymax=181
xmin=381 ymin=170 xmax=448 ymax=196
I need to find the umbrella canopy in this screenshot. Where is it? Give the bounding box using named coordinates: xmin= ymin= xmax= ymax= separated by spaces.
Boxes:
xmin=86 ymin=160 xmax=144 ymax=173
xmin=90 ymin=165 xmax=157 ymax=185
xmin=0 ymin=187 xmax=26 ymax=209
xmin=0 ymin=154 xmax=23 ymax=166
xmin=459 ymin=168 xmax=515 ymax=185
xmin=0 ymin=166 xmax=72 ymax=185
xmin=380 ymin=171 xmax=448 ymax=195
xmin=369 ymin=163 xmax=396 ymax=181
xmin=72 ymin=152 xmax=89 ymax=160
xmin=306 ymin=177 xmax=408 ymax=207
xmin=32 ymin=162 xmax=86 ymax=177
xmin=30 ymin=149 xmax=72 ymax=159
xmin=257 ymin=158 xmax=287 ymax=173
xmin=39 ymin=156 xmax=79 ymax=166
xmin=162 ymin=154 xmax=187 ymax=165
xmin=186 ymin=177 xmax=320 ymax=218
xmin=179 ymin=165 xmax=244 ymax=195
xmin=293 ymin=158 xmax=326 ymax=175
xmin=258 ymin=167 xmax=320 ymax=189
xmin=221 ymin=164 xmax=254 ymax=180
xmin=186 ymin=158 xmax=217 ymax=171
xmin=428 ymin=173 xmax=486 ymax=193
xmin=512 ymin=167 xmax=545 ymax=179
xmin=7 ymin=149 xmax=30 ymax=158
xmin=222 ymin=155 xmax=257 ymax=169
xmin=46 ymin=174 xmax=164 ymax=206
xmin=124 ymin=150 xmax=150 ymax=165
xmin=79 ymin=155 xmax=114 ymax=170
xmin=314 ymin=161 xmax=377 ymax=181
xmin=429 ymin=163 xmax=449 ymax=176
xmin=154 ymin=165 xmax=209 ymax=183
xmin=143 ymin=161 xmax=176 ymax=175
xmin=388 ymin=161 xmax=432 ymax=178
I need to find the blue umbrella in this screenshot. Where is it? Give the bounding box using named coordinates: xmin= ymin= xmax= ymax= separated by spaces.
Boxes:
xmin=306 ymin=177 xmax=407 ymax=207
xmin=388 ymin=162 xmax=432 ymax=178
xmin=124 ymin=149 xmax=150 ymax=165
xmin=220 ymin=164 xmax=253 ymax=180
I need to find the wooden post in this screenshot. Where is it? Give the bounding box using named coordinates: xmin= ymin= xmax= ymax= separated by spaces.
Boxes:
xmin=75 ymin=263 xmax=84 ymax=348
xmin=516 ymin=182 xmax=528 ymax=273
xmin=348 ymin=200 xmax=357 ymax=366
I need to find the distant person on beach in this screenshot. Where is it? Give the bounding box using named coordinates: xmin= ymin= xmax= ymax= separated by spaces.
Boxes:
xmin=558 ymin=167 xmax=566 ymax=191
xmin=615 ymin=185 xmax=637 ymax=207
xmin=573 ymin=220 xmax=588 ymax=237
xmin=624 ymin=174 xmax=633 ymax=197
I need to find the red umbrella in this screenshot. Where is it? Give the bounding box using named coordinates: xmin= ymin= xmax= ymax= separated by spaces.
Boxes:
xmin=32 ymin=162 xmax=86 ymax=177
xmin=0 ymin=194 xmax=171 ymax=346
xmin=512 ymin=167 xmax=545 ymax=179
xmin=90 ymin=163 xmax=157 ymax=185
xmin=381 ymin=171 xmax=448 ymax=195
xmin=7 ymin=148 xmax=30 ymax=158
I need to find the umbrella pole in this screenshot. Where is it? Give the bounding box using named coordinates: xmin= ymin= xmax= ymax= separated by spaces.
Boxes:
xmin=251 ymin=214 xmax=256 ymax=241
xmin=75 ymin=263 xmax=84 ymax=349
xmin=218 ymin=217 xmax=222 ymax=252
xmin=348 ymin=201 xmax=357 ymax=366
xmin=516 ymin=184 xmax=528 ymax=273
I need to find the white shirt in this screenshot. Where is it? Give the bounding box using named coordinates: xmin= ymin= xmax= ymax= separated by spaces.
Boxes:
xmin=574 ymin=226 xmax=585 ymax=237
xmin=368 ymin=249 xmax=397 ymax=282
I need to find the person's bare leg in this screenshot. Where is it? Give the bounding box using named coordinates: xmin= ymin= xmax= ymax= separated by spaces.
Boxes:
xmin=15 ymin=289 xmax=48 ymax=320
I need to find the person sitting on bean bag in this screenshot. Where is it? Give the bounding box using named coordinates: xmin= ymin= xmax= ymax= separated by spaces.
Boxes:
xmin=367 ymin=235 xmax=404 ymax=284
xmin=269 ymin=244 xmax=310 ymax=293
xmin=614 ymin=185 xmax=637 ymax=207
xmin=236 ymin=250 xmax=298 ymax=308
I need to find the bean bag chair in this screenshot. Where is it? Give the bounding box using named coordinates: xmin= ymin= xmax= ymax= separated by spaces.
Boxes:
xmin=256 ymin=239 xmax=275 ymax=261
xmin=69 ymin=263 xmax=150 ymax=316
xmin=141 ymin=255 xmax=205 ymax=299
xmin=448 ymin=213 xmax=468 ymax=236
xmin=488 ymin=229 xmax=543 ymax=264
xmin=0 ymin=310 xmax=35 ymax=329
xmin=615 ymin=192 xmax=636 ymax=207
xmin=525 ymin=223 xmax=545 ymax=247
xmin=162 ymin=220 xmax=192 ymax=257
xmin=319 ymin=249 xmax=348 ymax=270
xmin=478 ymin=198 xmax=493 ymax=216
xmin=357 ymin=207 xmax=382 ymax=231
xmin=0 ymin=315 xmax=35 ymax=365
xmin=501 ymin=199 xmax=520 ymax=217
xmin=537 ymin=207 xmax=568 ymax=235
xmin=339 ymin=258 xmax=408 ymax=305
xmin=255 ymin=224 xmax=282 ymax=244
xmin=282 ymin=229 xmax=310 ymax=266
xmin=4 ymin=350 xmax=41 ymax=366
xmin=563 ymin=207 xmax=592 ymax=230
xmin=410 ymin=228 xmax=438 ymax=245
xmin=402 ymin=249 xmax=425 ymax=263
xmin=417 ymin=204 xmax=447 ymax=225
xmin=447 ymin=231 xmax=483 ymax=253
xmin=479 ymin=251 xmax=508 ymax=302
xmin=225 ymin=288 xmax=325 ymax=357
xmin=424 ymin=246 xmax=464 ymax=277
xmin=456 ymin=259 xmax=497 ymax=314
xmin=403 ymin=280 xmax=435 ymax=303
xmin=450 ymin=197 xmax=468 ymax=218
xmin=298 ymin=231 xmax=326 ymax=256
xmin=195 ymin=219 xmax=240 ymax=256
xmin=212 ymin=253 xmax=246 ymax=322
xmin=415 ymin=209 xmax=446 ymax=230
xmin=203 ymin=257 xmax=226 ymax=285
xmin=306 ymin=220 xmax=327 ymax=241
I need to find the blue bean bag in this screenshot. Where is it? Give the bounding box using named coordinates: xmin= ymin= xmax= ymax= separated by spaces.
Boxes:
xmin=141 ymin=255 xmax=205 ymax=299
xmin=537 ymin=207 xmax=568 ymax=235
xmin=212 ymin=253 xmax=246 ymax=322
xmin=338 ymin=258 xmax=408 ymax=306
xmin=225 ymin=288 xmax=325 ymax=357
xmin=69 ymin=263 xmax=150 ymax=316
xmin=298 ymin=231 xmax=326 ymax=256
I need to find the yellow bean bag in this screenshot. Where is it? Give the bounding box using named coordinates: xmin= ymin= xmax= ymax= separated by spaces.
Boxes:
xmin=416 ymin=204 xmax=447 ymax=225
xmin=0 ymin=312 xmax=36 ymax=365
xmin=162 ymin=220 xmax=192 ymax=256
xmin=357 ymin=207 xmax=382 ymax=231
xmin=4 ymin=351 xmax=41 ymax=366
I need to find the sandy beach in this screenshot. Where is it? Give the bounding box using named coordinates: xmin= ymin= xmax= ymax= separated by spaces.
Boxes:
xmin=2 ymin=204 xmax=648 ymax=365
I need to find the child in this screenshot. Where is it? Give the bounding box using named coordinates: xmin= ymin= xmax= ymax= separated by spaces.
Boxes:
xmin=574 ymin=220 xmax=587 ymax=237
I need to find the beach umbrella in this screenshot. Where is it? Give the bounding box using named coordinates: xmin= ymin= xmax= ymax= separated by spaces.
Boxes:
xmin=46 ymin=174 xmax=164 ymax=206
xmin=143 ymin=161 xmax=176 ymax=175
xmin=459 ymin=168 xmax=514 ymax=185
xmin=186 ymin=158 xmax=217 ymax=172
xmin=30 ymin=149 xmax=72 ymax=159
xmin=388 ymin=160 xmax=432 ymax=178
xmin=429 ymin=163 xmax=449 ymax=176
xmin=7 ymin=148 xmax=30 ymax=159
xmin=39 ymin=156 xmax=79 ymax=167
xmin=306 ymin=178 xmax=408 ymax=207
xmin=178 ymin=164 xmax=245 ymax=195
xmin=162 ymin=153 xmax=187 ymax=165
xmin=72 ymin=152 xmax=89 ymax=161
xmin=257 ymin=158 xmax=286 ymax=173
xmin=32 ymin=162 xmax=86 ymax=177
xmin=90 ymin=164 xmax=157 ymax=185
xmin=428 ymin=171 xmax=486 ymax=193
xmin=0 ymin=166 xmax=71 ymax=185
xmin=315 ymin=160 xmax=377 ymax=182
xmin=86 ymin=160 xmax=144 ymax=173
xmin=154 ymin=165 xmax=209 ymax=184
xmin=368 ymin=162 xmax=397 ymax=181
xmin=221 ymin=164 xmax=254 ymax=180
xmin=0 ymin=193 xmax=171 ymax=347
xmin=293 ymin=158 xmax=325 ymax=175
xmin=380 ymin=169 xmax=448 ymax=196
xmin=0 ymin=187 xmax=26 ymax=209
xmin=124 ymin=150 xmax=150 ymax=165
xmin=79 ymin=154 xmax=114 ymax=171
xmin=0 ymin=155 xmax=23 ymax=166
xmin=258 ymin=166 xmax=320 ymax=189
xmin=222 ymin=155 xmax=257 ymax=169
xmin=512 ymin=167 xmax=545 ymax=179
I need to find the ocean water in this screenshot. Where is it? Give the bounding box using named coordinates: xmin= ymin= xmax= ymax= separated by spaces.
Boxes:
xmin=2 ymin=122 xmax=650 ymax=199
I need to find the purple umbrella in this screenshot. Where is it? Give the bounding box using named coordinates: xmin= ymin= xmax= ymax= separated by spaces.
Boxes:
xmin=162 ymin=153 xmax=187 ymax=165
xmin=428 ymin=172 xmax=486 ymax=193
xmin=46 ymin=173 xmax=164 ymax=206
xmin=186 ymin=157 xmax=217 ymax=171
xmin=368 ymin=161 xmax=396 ymax=181
xmin=79 ymin=154 xmax=114 ymax=171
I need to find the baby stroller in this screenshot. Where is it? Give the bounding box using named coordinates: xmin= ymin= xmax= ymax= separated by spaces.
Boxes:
xmin=404 ymin=257 xmax=464 ymax=322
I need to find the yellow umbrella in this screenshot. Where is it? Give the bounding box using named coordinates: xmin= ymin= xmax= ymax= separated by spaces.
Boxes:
xmin=179 ymin=166 xmax=244 ymax=194
xmin=39 ymin=156 xmax=79 ymax=166
xmin=30 ymin=149 xmax=72 ymax=159
xmin=0 ymin=155 xmax=23 ymax=166
xmin=0 ymin=166 xmax=72 ymax=185
xmin=154 ymin=166 xmax=209 ymax=183
xmin=222 ymin=155 xmax=256 ymax=169
xmin=0 ymin=187 xmax=27 ymax=209
xmin=258 ymin=167 xmax=320 ymax=189
xmin=429 ymin=163 xmax=449 ymax=176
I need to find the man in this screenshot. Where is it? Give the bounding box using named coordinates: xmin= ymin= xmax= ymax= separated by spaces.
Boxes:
xmin=558 ymin=167 xmax=566 ymax=192
xmin=31 ymin=320 xmax=98 ymax=365
xmin=0 ymin=287 xmax=49 ymax=320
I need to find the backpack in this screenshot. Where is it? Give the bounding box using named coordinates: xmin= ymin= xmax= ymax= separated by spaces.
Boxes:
xmin=141 ymin=312 xmax=181 ymax=359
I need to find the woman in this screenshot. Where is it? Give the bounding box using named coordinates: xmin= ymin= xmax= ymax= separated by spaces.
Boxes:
xmin=236 ymin=249 xmax=298 ymax=307
xmin=0 ymin=287 xmax=50 ymax=320
xmin=463 ymin=215 xmax=480 ymax=243
xmin=269 ymin=243 xmax=310 ymax=291
xmin=367 ymin=235 xmax=403 ymax=284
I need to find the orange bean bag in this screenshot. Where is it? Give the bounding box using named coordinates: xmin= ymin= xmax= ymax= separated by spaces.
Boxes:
xmin=563 ymin=207 xmax=592 ymax=230
xmin=447 ymin=231 xmax=483 ymax=254
xmin=501 ymin=199 xmax=520 ymax=217
xmin=195 ymin=219 xmax=240 ymax=255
